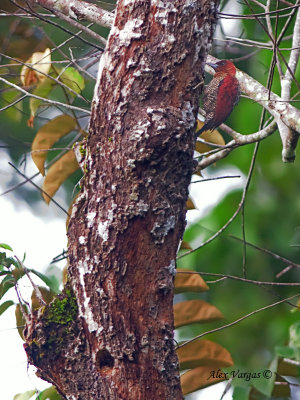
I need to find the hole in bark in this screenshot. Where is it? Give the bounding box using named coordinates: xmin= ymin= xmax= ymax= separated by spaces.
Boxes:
xmin=96 ymin=348 xmax=114 ymax=371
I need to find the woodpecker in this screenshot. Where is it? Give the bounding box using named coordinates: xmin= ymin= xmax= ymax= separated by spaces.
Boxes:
xmin=196 ymin=60 xmax=240 ymax=136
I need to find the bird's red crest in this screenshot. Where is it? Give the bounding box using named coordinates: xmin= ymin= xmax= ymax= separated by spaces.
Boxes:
xmin=211 ymin=60 xmax=236 ymax=75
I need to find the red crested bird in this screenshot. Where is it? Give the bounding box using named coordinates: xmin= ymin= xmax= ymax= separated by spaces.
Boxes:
xmin=196 ymin=60 xmax=240 ymax=137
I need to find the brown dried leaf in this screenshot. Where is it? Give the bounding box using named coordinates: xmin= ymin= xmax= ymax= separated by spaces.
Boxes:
xmin=180 ymin=366 xmax=227 ymax=395
xmin=186 ymin=197 xmax=196 ymax=210
xmin=277 ymin=358 xmax=298 ymax=377
xmin=174 ymin=299 xmax=223 ymax=328
xmin=175 ymin=270 xmax=209 ymax=294
xmin=32 ymin=114 xmax=77 ymax=175
xmin=177 ymin=339 xmax=233 ymax=370
xmin=179 ymin=241 xmax=192 ymax=250
xmin=271 ymin=381 xmax=290 ymax=398
xmin=66 ymin=192 xmax=80 ymax=228
xmin=42 ymin=149 xmax=79 ymax=204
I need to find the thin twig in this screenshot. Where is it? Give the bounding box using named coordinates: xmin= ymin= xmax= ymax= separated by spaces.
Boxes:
xmin=28 ymin=0 xmax=114 ymax=28
xmin=0 ymin=51 xmax=89 ymax=103
xmin=0 ymin=94 xmax=27 ymax=112
xmin=177 ymin=270 xmax=300 ymax=286
xmin=191 ymin=175 xmax=241 ymax=184
xmin=177 ymin=294 xmax=300 ymax=349
xmin=9 ymin=0 xmax=104 ymax=51
xmin=229 ymin=235 xmax=300 ymax=270
xmin=1 ymin=132 xmax=82 ymax=197
xmin=50 ymin=7 xmax=107 ymax=47
xmin=179 ymin=141 xmax=259 ymax=259
xmin=8 ymin=162 xmax=70 ymax=216
xmin=0 ymin=76 xmax=91 ymax=114
xmin=15 ymin=256 xmax=46 ymax=306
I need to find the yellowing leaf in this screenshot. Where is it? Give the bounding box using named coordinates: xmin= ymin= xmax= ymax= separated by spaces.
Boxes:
xmin=42 ymin=149 xmax=79 ymax=204
xmin=175 ymin=270 xmax=209 ymax=294
xmin=32 ymin=115 xmax=77 ymax=175
xmin=181 ymin=366 xmax=227 ymax=395
xmin=174 ymin=300 xmax=223 ymax=328
xmin=195 ymin=120 xmax=225 ymax=154
xmin=177 ymin=339 xmax=233 ymax=370
xmin=21 ymin=48 xmax=51 ymax=86
xmin=31 ymin=286 xmax=56 ymax=311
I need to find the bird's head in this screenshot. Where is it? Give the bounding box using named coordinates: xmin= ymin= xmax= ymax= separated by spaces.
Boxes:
xmin=207 ymin=60 xmax=236 ymax=75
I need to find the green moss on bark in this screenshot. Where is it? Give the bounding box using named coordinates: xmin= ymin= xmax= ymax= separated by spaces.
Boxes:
xmin=25 ymin=286 xmax=79 ymax=363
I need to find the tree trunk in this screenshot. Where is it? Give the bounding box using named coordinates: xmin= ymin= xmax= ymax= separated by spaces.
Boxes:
xmin=24 ymin=0 xmax=219 ymax=398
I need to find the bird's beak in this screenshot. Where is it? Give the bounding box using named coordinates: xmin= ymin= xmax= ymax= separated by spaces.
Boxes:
xmin=206 ymin=62 xmax=218 ymax=70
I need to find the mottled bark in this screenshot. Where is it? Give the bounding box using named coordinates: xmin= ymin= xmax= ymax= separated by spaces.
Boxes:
xmin=24 ymin=0 xmax=218 ymax=399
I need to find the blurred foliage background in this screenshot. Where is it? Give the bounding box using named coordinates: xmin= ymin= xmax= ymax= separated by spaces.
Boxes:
xmin=1 ymin=0 xmax=300 ymax=398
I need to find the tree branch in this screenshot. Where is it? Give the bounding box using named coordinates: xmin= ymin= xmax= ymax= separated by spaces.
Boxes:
xmin=197 ymin=55 xmax=300 ymax=167
xmin=207 ymin=55 xmax=300 ymax=135
xmin=49 ymin=7 xmax=107 ymax=46
xmin=196 ymin=120 xmax=277 ymax=171
xmin=178 ymin=294 xmax=300 ymax=349
xmin=277 ymin=4 xmax=300 ymax=161
xmin=28 ymin=0 xmax=114 ymax=28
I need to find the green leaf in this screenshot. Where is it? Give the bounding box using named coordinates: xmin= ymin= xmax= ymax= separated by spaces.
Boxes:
xmin=233 ymin=386 xmax=251 ymax=400
xmin=0 ymin=252 xmax=19 ymax=269
xmin=0 ymin=271 xmax=12 ymax=276
xmin=275 ymin=345 xmax=296 ymax=359
xmin=0 ymin=243 xmax=13 ymax=251
xmin=1 ymin=89 xmax=22 ymax=122
xmin=289 ymin=322 xmax=300 ymax=348
xmin=14 ymin=390 xmax=36 ymax=400
xmin=30 ymin=78 xmax=55 ymax=118
xmin=251 ymin=358 xmax=277 ymax=397
xmin=30 ymin=269 xmax=59 ymax=294
xmin=36 ymin=386 xmax=62 ymax=400
xmin=0 ymin=300 xmax=14 ymax=316
xmin=60 ymin=67 xmax=85 ymax=94
xmin=0 ymin=275 xmax=15 ymax=299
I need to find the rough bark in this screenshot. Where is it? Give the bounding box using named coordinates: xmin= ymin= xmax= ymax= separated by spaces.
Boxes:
xmin=24 ymin=0 xmax=218 ymax=399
